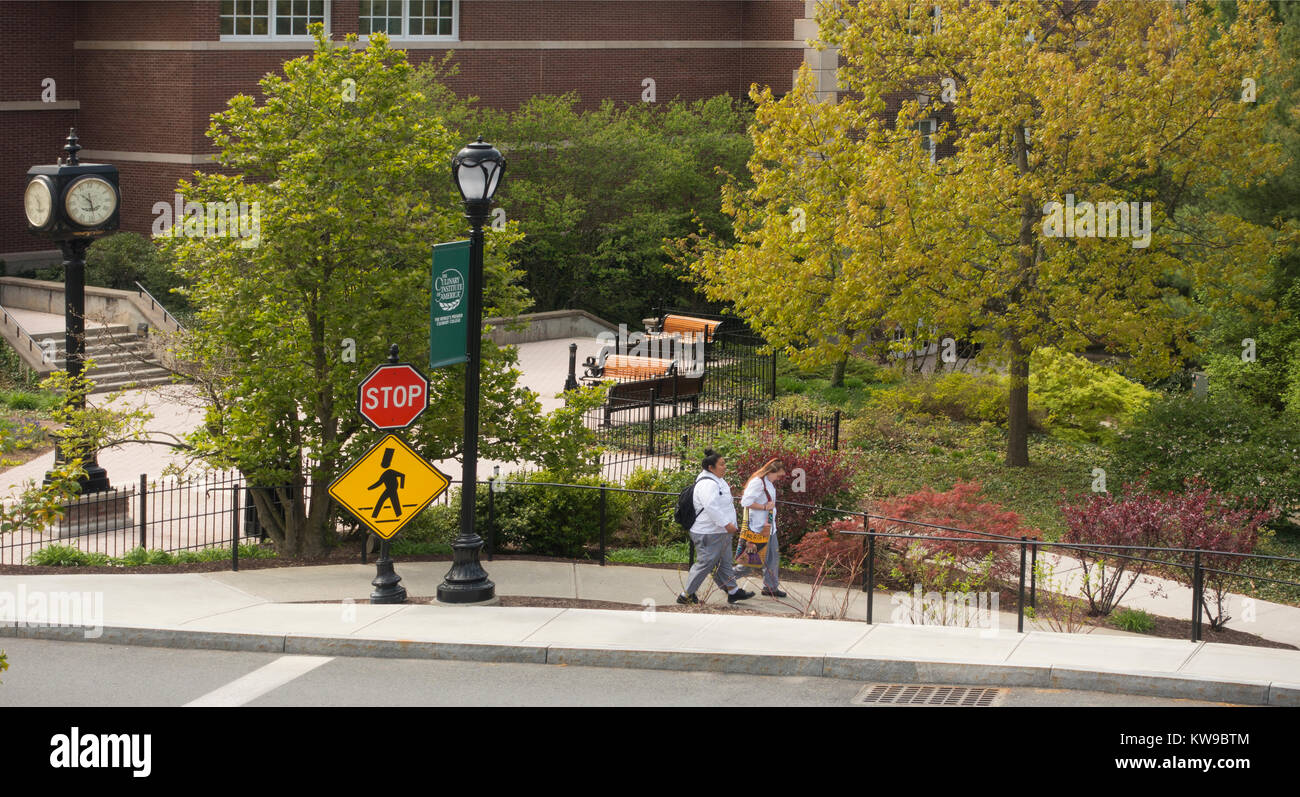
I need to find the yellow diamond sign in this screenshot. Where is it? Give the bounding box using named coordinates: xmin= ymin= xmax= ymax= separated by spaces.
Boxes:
xmin=328 ymin=434 xmax=451 ymax=540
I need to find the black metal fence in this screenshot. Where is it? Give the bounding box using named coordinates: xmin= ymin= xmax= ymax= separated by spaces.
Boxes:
xmin=588 ymin=397 xmax=841 ymax=482
xmin=477 ymin=480 xmax=1300 ymax=643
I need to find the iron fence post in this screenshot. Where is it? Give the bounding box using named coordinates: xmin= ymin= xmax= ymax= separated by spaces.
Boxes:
xmin=833 ymin=410 xmax=841 ymax=451
xmin=487 ymin=477 xmax=495 ymax=561
xmin=138 ymin=473 xmax=147 ymax=550
xmin=770 ymin=350 xmax=777 ymax=399
xmin=1017 ymin=537 xmax=1026 ymax=633
xmin=231 ymin=489 xmax=241 ymax=572
xmin=736 ymin=398 xmax=745 ymax=431
xmin=648 ymin=387 xmax=657 ymax=454
xmin=1192 ymin=550 xmax=1203 ymax=643
xmin=866 ymin=527 xmax=876 ymax=625
xmin=599 ymin=483 xmax=607 ymax=566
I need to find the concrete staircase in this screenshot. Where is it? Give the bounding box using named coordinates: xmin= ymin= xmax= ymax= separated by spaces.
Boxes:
xmin=33 ymin=324 xmax=175 ymax=393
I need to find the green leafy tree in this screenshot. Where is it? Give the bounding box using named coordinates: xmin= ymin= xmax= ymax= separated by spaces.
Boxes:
xmin=164 ymin=28 xmax=602 ymax=556
xmin=682 ymin=0 xmax=1289 ymax=465
xmin=443 ymin=92 xmax=753 ymax=324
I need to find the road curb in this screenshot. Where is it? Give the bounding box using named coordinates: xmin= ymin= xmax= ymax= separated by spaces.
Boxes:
xmin=0 ymin=621 xmax=1286 ymax=705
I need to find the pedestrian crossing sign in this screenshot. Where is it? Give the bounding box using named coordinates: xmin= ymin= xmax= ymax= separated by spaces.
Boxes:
xmin=327 ymin=434 xmax=451 ymax=540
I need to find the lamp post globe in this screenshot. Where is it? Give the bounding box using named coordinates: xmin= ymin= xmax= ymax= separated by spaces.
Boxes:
xmin=438 ymin=137 xmax=506 ymax=605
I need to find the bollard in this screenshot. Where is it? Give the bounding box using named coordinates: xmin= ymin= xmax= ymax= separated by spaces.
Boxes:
xmin=487 ymin=476 xmax=496 ymax=561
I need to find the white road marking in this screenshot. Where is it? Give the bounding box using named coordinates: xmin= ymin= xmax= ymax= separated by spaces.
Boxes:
xmin=183 ymin=655 xmax=334 ymax=707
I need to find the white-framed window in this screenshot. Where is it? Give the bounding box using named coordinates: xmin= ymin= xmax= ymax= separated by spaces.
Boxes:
xmin=219 ymin=0 xmax=329 ymax=39
xmin=908 ymin=3 xmax=941 ymax=37
xmin=918 ymin=118 xmax=937 ymax=163
xmin=360 ymin=0 xmax=458 ymax=39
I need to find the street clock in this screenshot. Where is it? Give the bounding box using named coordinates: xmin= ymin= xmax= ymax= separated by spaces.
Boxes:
xmin=24 ymin=128 xmax=120 ymax=240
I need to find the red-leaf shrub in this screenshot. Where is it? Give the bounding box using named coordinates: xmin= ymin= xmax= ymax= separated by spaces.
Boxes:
xmin=1157 ymin=482 xmax=1275 ymax=629
xmin=725 ymin=430 xmax=860 ymax=547
xmin=1060 ymin=481 xmax=1276 ymax=625
xmin=789 ymin=517 xmax=866 ymax=581
xmin=870 ymin=481 xmax=1038 ymax=587
xmin=1060 ymin=483 xmax=1171 ymax=616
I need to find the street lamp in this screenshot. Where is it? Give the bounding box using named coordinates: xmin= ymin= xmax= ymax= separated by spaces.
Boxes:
xmin=437 ymin=138 xmax=505 ymax=604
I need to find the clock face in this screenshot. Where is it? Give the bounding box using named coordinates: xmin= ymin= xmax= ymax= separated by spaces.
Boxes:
xmin=24 ymin=178 xmax=53 ymax=228
xmin=64 ymin=176 xmax=117 ymax=227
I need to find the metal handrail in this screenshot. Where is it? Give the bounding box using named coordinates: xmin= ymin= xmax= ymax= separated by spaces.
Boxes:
xmin=0 ymin=303 xmax=54 ymax=369
xmin=133 ymin=281 xmax=183 ymax=332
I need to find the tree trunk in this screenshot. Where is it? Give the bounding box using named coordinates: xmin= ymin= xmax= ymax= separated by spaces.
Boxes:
xmin=831 ymin=355 xmax=848 ymax=388
xmin=1006 ymin=338 xmax=1030 ymax=467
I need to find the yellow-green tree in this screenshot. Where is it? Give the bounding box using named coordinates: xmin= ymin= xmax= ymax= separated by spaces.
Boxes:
xmin=683 ymin=0 xmax=1290 ymax=465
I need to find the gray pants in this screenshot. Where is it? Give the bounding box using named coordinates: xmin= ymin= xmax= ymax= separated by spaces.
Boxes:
xmin=685 ymin=532 xmax=737 ymax=595
xmin=735 ymin=532 xmax=781 ymax=590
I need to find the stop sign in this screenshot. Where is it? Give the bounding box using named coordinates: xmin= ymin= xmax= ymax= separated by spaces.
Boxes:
xmin=357 ymin=363 xmax=430 ymax=430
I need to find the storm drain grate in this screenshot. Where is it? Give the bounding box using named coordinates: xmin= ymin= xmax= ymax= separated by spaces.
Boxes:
xmin=852 ymin=684 xmax=1004 ymax=707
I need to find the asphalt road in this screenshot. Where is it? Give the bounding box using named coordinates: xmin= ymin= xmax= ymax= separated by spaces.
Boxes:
xmin=0 ymin=638 xmax=1238 ymax=707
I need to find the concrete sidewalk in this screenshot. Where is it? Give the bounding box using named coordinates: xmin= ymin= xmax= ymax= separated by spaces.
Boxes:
xmin=2 ymin=562 xmax=1298 ymax=705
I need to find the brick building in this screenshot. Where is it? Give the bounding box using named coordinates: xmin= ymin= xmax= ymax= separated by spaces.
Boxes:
xmin=1 ymin=0 xmax=825 ymax=266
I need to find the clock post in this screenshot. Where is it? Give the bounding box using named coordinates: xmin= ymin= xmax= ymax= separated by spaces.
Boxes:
xmin=23 ymin=129 xmax=121 ymax=493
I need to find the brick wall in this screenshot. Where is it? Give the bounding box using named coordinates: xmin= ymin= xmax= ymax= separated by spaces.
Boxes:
xmin=2 ymin=0 xmax=804 ymax=257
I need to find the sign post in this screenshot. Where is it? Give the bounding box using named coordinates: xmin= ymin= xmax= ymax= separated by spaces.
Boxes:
xmin=330 ymin=345 xmax=449 ymax=603
xmin=430 ymin=240 xmax=470 ymax=370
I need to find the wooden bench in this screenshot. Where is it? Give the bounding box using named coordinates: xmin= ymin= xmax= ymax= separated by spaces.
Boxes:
xmin=653 ymin=314 xmax=722 ymax=343
xmin=582 ymin=354 xmax=703 ymax=425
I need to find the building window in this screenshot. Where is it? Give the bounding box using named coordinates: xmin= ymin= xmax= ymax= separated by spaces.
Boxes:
xmin=360 ymin=0 xmax=457 ymax=39
xmin=220 ymin=0 xmax=328 ymax=38
xmin=919 ymin=118 xmax=936 ymax=163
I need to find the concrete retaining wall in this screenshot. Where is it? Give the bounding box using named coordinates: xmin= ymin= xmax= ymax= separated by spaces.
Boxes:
xmin=483 ymin=309 xmax=618 ymax=345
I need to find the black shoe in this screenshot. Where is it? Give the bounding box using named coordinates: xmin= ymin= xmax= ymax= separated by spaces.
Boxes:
xmin=727 ymin=588 xmax=756 ymax=604
xmin=676 ymin=593 xmax=699 ymax=605
xmin=761 ymin=588 xmax=787 ymax=598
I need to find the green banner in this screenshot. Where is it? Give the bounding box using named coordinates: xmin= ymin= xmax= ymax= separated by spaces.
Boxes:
xmin=430 ymin=240 xmax=470 ymax=369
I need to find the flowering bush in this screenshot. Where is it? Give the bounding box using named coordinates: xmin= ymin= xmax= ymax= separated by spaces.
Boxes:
xmin=1060 ymin=483 xmax=1171 ymax=616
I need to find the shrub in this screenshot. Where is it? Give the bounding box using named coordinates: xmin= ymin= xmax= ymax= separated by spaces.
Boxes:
xmin=116 ymin=547 xmax=175 ymax=566
xmin=476 ymin=469 xmax=629 ymax=558
xmin=172 ymin=544 xmax=277 ymax=562
xmin=389 ymin=540 xmax=453 ymax=557
xmin=1159 ymin=484 xmax=1275 ymax=629
xmin=789 ymin=518 xmax=867 ymax=580
xmin=400 ymin=499 xmax=460 ymax=544
xmin=1108 ymin=389 xmax=1300 ymax=519
xmin=26 ymin=545 xmax=112 ymax=566
xmin=1060 ymin=483 xmax=1175 ymax=615
xmin=85 ymin=232 xmax=188 ymax=311
xmin=873 ymin=371 xmax=1022 ymax=426
xmin=1110 ymin=607 xmax=1156 ymax=634
xmin=1028 ymin=347 xmax=1154 ymax=443
xmin=872 ymin=481 xmax=1038 ymax=588
xmin=617 ymin=467 xmax=696 ymax=548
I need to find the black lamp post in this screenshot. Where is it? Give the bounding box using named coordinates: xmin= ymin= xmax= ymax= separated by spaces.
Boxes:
xmin=437 ymin=138 xmax=505 ymax=604
xmin=23 ymin=129 xmax=118 ymax=493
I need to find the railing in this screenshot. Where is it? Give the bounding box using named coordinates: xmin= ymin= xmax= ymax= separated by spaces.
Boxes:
xmin=476 ymin=480 xmax=1300 ymax=643
xmin=133 ymin=281 xmax=184 ymax=332
xmin=0 ymin=303 xmax=54 ymax=372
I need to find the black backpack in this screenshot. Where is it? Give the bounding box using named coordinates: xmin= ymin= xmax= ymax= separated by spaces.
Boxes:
xmin=674 ymin=475 xmax=710 ymax=531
